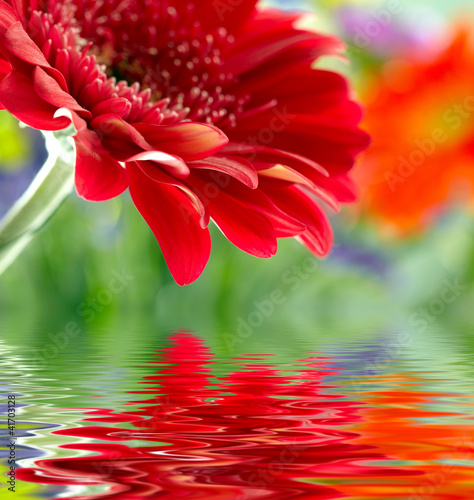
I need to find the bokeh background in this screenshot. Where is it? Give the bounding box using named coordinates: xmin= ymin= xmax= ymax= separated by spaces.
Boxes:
xmin=1 ymin=0 xmax=474 ymax=341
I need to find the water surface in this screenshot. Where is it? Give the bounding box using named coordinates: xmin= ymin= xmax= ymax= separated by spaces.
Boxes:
xmin=1 ymin=327 xmax=474 ymax=499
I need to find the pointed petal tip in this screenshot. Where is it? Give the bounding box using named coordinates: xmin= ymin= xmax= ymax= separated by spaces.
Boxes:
xmin=127 ymin=163 xmax=211 ymax=286
xmin=135 ymin=121 xmax=229 ymax=161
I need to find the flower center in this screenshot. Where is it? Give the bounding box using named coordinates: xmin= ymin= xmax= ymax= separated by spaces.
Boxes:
xmin=24 ymin=0 xmax=251 ymax=129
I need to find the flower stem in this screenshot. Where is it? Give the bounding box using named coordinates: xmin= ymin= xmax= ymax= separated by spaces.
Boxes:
xmin=0 ymin=124 xmax=77 ymax=276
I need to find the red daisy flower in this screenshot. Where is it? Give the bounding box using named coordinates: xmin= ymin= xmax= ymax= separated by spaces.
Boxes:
xmin=0 ymin=0 xmax=369 ymax=285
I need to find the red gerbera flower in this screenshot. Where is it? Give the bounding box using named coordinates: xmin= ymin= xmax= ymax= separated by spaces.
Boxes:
xmin=0 ymin=0 xmax=369 ymax=285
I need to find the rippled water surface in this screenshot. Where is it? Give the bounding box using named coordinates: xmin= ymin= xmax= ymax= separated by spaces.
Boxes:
xmin=1 ymin=327 xmax=474 ymax=499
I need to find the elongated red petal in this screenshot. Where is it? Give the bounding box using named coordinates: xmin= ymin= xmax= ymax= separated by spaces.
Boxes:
xmin=92 ymin=115 xmax=195 ymax=178
xmin=224 ymin=32 xmax=321 ymax=76
xmin=137 ymin=162 xmax=209 ymax=227
xmin=255 ymin=164 xmax=340 ymax=211
xmin=188 ymin=175 xmax=277 ymax=258
xmin=0 ymin=57 xmax=11 ymax=73
xmin=258 ymin=69 xmax=350 ymax=115
xmin=126 ymin=150 xmax=190 ymax=179
xmin=0 ymin=57 xmax=10 ymax=90
xmin=189 ymin=155 xmax=258 ymax=189
xmin=267 ymin=186 xmax=333 ymax=256
xmin=128 ymin=162 xmax=211 ymax=285
xmin=8 ymin=0 xmax=25 ymax=23
xmin=231 ymin=108 xmax=369 ymax=176
xmin=91 ymin=113 xmax=151 ymax=160
xmin=33 ymin=66 xmax=91 ymax=118
xmin=172 ymin=0 xmax=257 ymax=36
xmin=0 ymin=70 xmax=70 ymax=130
xmin=0 ymin=1 xmax=18 ymax=36
xmin=197 ymin=172 xmax=305 ymax=236
xmin=222 ymin=143 xmax=329 ymax=177
xmin=3 ymin=21 xmax=49 ymax=67
xmin=74 ymin=126 xmax=129 ymax=202
xmin=134 ymin=122 xmax=228 ymax=161
xmin=311 ymin=173 xmax=358 ymax=204
xmin=212 ymin=200 xmax=277 ymax=258
xmin=90 ymin=98 xmax=131 ymax=118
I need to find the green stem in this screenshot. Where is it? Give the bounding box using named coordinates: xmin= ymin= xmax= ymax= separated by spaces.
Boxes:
xmin=0 ymin=124 xmax=77 ymax=276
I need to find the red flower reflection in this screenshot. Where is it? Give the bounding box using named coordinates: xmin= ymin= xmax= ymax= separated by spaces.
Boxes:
xmin=17 ymin=332 xmax=422 ymax=499
xmin=0 ymin=1 xmax=369 ymax=284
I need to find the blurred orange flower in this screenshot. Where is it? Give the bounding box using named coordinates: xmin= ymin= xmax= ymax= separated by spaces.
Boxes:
xmin=356 ymin=28 xmax=474 ymax=235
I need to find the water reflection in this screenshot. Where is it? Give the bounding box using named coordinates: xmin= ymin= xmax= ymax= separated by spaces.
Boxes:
xmin=14 ymin=332 xmax=437 ymax=499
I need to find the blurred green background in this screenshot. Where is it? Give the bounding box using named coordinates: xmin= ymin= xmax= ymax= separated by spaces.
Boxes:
xmin=1 ymin=0 xmax=474 ymax=339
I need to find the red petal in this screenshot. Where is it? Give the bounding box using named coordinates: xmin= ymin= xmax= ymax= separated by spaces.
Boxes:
xmin=0 ymin=71 xmax=70 ymax=130
xmin=126 ymin=150 xmax=190 ymax=179
xmin=222 ymin=143 xmax=329 ymax=177
xmin=0 ymin=57 xmax=11 ymax=76
xmin=188 ymin=175 xmax=277 ymax=258
xmin=91 ymin=113 xmax=150 ymax=160
xmin=92 ymin=115 xmax=195 ymax=178
xmin=230 ymin=107 xmax=369 ymax=176
xmin=136 ymin=162 xmax=209 ymax=227
xmin=0 ymin=58 xmax=10 ymax=93
xmin=172 ymin=0 xmax=257 ymax=36
xmin=226 ymin=176 xmax=306 ymax=236
xmin=90 ymin=98 xmax=131 ymax=118
xmin=134 ymin=122 xmax=228 ymax=161
xmin=127 ymin=162 xmax=211 ymax=286
xmin=232 ymin=9 xmax=339 ymax=55
xmin=9 ymin=0 xmax=25 ymax=23
xmin=256 ymin=163 xmax=340 ymax=211
xmin=224 ymin=9 xmax=343 ymax=77
xmin=238 ymin=68 xmax=350 ymax=117
xmin=212 ymin=200 xmax=277 ymax=258
xmin=312 ymin=174 xmax=359 ymax=204
xmin=189 ymin=170 xmax=305 ymax=238
xmin=74 ymin=126 xmax=129 ymax=202
xmin=3 ymin=21 xmax=49 ymax=68
xmin=267 ymin=186 xmax=333 ymax=256
xmin=189 ymin=155 xmax=258 ymax=189
xmin=0 ymin=1 xmax=18 ymax=36
xmin=2 ymin=23 xmax=65 ymax=87
xmin=33 ymin=66 xmax=91 ymax=118
xmin=224 ymin=32 xmax=321 ymax=76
